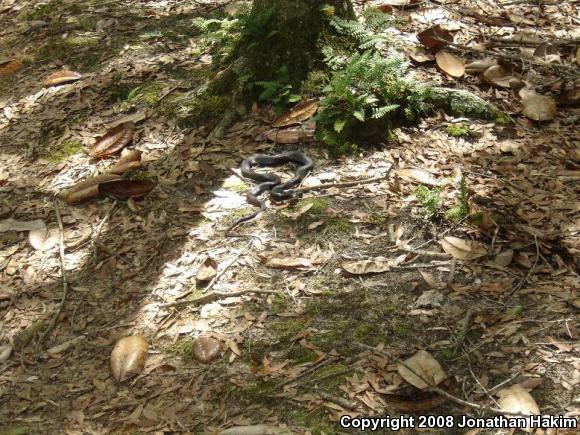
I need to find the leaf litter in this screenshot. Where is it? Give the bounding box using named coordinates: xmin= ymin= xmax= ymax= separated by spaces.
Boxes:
xmin=0 ymin=0 xmax=578 ymax=433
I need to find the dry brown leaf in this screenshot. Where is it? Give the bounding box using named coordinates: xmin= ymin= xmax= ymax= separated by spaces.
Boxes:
xmin=60 ymin=174 xmax=122 ymax=204
xmin=556 ymin=86 xmax=580 ymax=107
xmin=219 ymin=425 xmax=292 ymax=435
xmin=533 ymin=43 xmax=560 ymax=63
xmin=383 ymin=378 xmax=457 ymax=412
xmin=465 ymin=59 xmax=495 ymax=74
xmin=29 ymin=227 xmax=58 ymax=251
xmin=192 ymin=336 xmax=221 ymax=364
xmin=482 ymin=65 xmax=514 ymax=88
xmin=0 ymin=59 xmax=23 ymax=77
xmin=197 ymin=257 xmax=217 ymax=282
xmin=266 ymin=257 xmax=312 ymax=269
xmin=520 ymin=92 xmax=557 ymax=121
xmin=494 ymin=249 xmax=513 ymax=267
xmin=266 ymin=125 xmax=315 ymax=144
xmin=441 ymin=236 xmax=487 ymax=260
xmin=89 ymin=122 xmax=134 ymax=158
xmin=110 ymin=335 xmax=148 ymax=382
xmin=435 ymin=50 xmax=465 ymax=77
xmin=98 ymin=179 xmax=156 ymax=201
xmin=272 ymin=99 xmax=319 ymax=128
xmin=397 ymin=350 xmax=448 ymax=390
xmin=496 ymin=384 xmax=540 ymax=431
xmin=410 ymin=47 xmax=434 ymax=63
xmin=342 ymin=256 xmax=403 ymax=274
xmin=576 ymin=47 xmax=580 ymax=66
xmin=42 ymin=70 xmax=82 ymax=86
xmin=109 ymin=150 xmax=142 ymax=174
xmin=0 ymin=218 xmax=45 ymax=232
xmin=397 ymin=168 xmax=441 ymax=186
xmin=417 ymin=25 xmax=453 ymax=50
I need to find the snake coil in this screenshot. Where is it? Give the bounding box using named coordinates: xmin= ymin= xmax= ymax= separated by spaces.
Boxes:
xmin=225 ymin=151 xmax=313 ymax=236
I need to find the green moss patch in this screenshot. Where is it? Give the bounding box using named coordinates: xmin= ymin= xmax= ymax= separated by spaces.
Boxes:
xmin=42 ymin=140 xmax=84 ymax=162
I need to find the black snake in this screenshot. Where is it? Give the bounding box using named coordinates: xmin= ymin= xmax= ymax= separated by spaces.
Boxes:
xmin=225 ymin=151 xmax=313 ymax=237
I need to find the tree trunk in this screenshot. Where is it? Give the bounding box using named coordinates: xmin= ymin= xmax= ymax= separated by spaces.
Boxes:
xmin=244 ymin=0 xmax=355 ymax=88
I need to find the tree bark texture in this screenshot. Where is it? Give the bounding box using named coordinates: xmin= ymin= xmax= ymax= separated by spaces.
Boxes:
xmin=245 ymin=0 xmax=355 ymax=87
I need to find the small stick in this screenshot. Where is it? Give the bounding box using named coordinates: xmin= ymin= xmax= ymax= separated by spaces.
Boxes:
xmin=293 ymin=166 xmax=394 ymax=196
xmin=38 ymin=204 xmax=69 ymax=344
xmin=506 ymin=236 xmax=540 ymax=298
xmin=317 ymin=391 xmax=358 ymax=411
xmin=161 ymin=289 xmax=281 ymax=308
xmin=400 ymin=245 xmax=452 ymax=259
xmin=454 ymin=309 xmax=475 ymax=355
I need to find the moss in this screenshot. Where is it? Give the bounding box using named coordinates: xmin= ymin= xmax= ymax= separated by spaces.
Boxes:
xmin=301 ymin=70 xmax=329 ymax=96
xmin=125 ymin=82 xmax=163 ymax=106
xmin=287 ymin=346 xmax=318 ymax=365
xmin=308 ymin=363 xmax=349 ymax=389
xmin=323 ymin=216 xmax=353 ymax=235
xmin=495 ymin=112 xmax=513 ymax=125
xmin=289 ymin=407 xmax=338 ymax=434
xmin=13 ymin=321 xmax=46 ymax=350
xmin=174 ymin=92 xmax=232 ymax=128
xmin=165 ymin=338 xmax=194 ymax=361
xmin=232 ymin=379 xmax=278 ymax=405
xmin=272 ymin=318 xmax=310 ymax=343
xmin=445 ymin=122 xmax=470 ymax=138
xmin=223 ymin=178 xmax=248 ymax=193
xmin=43 ymin=140 xmax=84 ymax=162
xmin=64 ymin=36 xmax=100 ymax=48
xmin=270 ymin=294 xmax=288 ymax=315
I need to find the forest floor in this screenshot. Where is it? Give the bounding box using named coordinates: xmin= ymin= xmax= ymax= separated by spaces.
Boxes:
xmin=0 ymin=0 xmax=578 ymax=434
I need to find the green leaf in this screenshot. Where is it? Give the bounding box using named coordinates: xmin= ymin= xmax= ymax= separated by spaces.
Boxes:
xmin=334 ymin=119 xmax=347 ymax=133
xmin=353 ymin=110 xmax=365 ymax=122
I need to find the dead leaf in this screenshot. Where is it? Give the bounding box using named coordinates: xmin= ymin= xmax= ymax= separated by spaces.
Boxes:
xmin=520 ymin=92 xmax=557 ymax=121
xmin=0 ymin=59 xmax=23 ymax=77
xmin=441 ymin=236 xmax=487 ymax=260
xmin=89 ymin=122 xmax=134 ymax=158
xmin=0 ymin=345 xmax=12 ymax=362
xmin=29 ymin=226 xmax=58 ymax=251
xmin=556 ymin=86 xmax=580 ymax=107
xmin=417 ymin=25 xmax=453 ymax=50
xmin=109 ymin=150 xmax=142 ymax=174
xmin=192 ymin=336 xmax=222 ymax=363
xmin=219 ymin=425 xmax=292 ymax=435
xmin=42 ymin=70 xmax=82 ymax=86
xmin=496 ymin=384 xmax=540 ymax=431
xmin=60 ymin=174 xmax=122 ymax=204
xmin=281 ymin=203 xmax=313 ymax=220
xmin=397 ymin=350 xmax=448 ymax=390
xmin=197 ymin=257 xmax=217 ymax=282
xmin=465 ymin=59 xmax=495 ymax=74
xmin=397 ymin=168 xmax=441 ymax=186
xmin=410 ymin=47 xmax=434 ymax=63
xmin=0 ymin=218 xmax=46 ymax=232
xmin=266 ymin=125 xmax=315 ymax=143
xmin=110 ymin=335 xmax=148 ymax=382
xmin=482 ymin=65 xmax=515 ymax=88
xmin=384 ymin=378 xmax=457 ymax=412
xmin=266 ymin=257 xmax=312 ymax=269
xmin=533 ymin=43 xmax=560 ymax=63
xmin=342 ymin=256 xmax=404 ymax=274
xmin=272 ymin=99 xmax=319 ymax=127
xmin=98 ymin=179 xmax=156 ymax=201
xmin=435 ymin=50 xmax=465 ymax=77
xmin=494 ymin=249 xmax=513 ymax=267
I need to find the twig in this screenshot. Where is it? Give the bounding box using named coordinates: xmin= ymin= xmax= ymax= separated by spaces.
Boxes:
xmin=505 ymin=235 xmax=540 ymax=298
xmin=317 ymin=391 xmax=358 ymax=411
xmin=356 ymin=343 xmax=535 ymax=417
xmin=454 ymin=309 xmax=475 ymax=355
xmin=400 ymin=245 xmax=451 ymax=259
xmin=469 ymin=366 xmax=501 ymax=408
xmin=93 ymin=201 xmax=116 ymax=264
xmin=293 ymin=166 xmax=394 ymax=196
xmin=38 ymin=204 xmax=69 ymax=344
xmin=161 ymin=289 xmax=281 ymax=308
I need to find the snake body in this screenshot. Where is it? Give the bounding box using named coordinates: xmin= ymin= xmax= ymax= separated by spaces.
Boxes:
xmin=225 ymin=151 xmax=313 ymax=236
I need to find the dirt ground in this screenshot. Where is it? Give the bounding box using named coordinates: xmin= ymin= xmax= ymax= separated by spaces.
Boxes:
xmin=0 ymin=0 xmax=578 ymax=434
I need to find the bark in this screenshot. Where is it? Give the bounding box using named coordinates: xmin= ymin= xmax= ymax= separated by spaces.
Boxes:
xmin=244 ymin=0 xmax=355 ymax=87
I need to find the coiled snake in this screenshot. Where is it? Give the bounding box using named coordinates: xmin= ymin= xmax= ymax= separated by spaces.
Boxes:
xmin=225 ymin=151 xmax=313 ymax=237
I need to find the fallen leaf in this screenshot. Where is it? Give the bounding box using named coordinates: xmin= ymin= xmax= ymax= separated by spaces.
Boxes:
xmin=266 ymin=257 xmax=312 ymax=269
xmin=197 ymin=257 xmax=217 ymax=282
xmin=520 ymin=92 xmax=557 ymax=121
xmin=272 ymin=99 xmax=319 ymax=127
xmin=60 ymin=174 xmax=123 ymax=204
xmin=109 ymin=150 xmax=142 ymax=174
xmin=494 ymin=249 xmax=513 ymax=267
xmin=29 ymin=226 xmax=58 ymax=251
xmin=42 ymin=70 xmax=82 ymax=86
xmin=98 ymin=179 xmax=156 ymax=201
xmin=496 ymin=384 xmax=540 ymax=431
xmin=482 ymin=65 xmax=514 ymax=88
xmin=465 ymin=59 xmax=495 ymax=74
xmin=435 ymin=50 xmax=465 ymax=77
xmin=0 ymin=218 xmax=45 ymax=232
xmin=397 ymin=168 xmax=441 ymax=186
xmin=417 ymin=25 xmax=453 ymax=50
xmin=533 ymin=43 xmax=560 ymax=63
xmin=441 ymin=236 xmax=487 ymax=260
xmin=266 ymin=125 xmax=315 ymax=144
xmin=342 ymin=256 xmax=404 ymax=274
xmin=0 ymin=59 xmax=23 ymax=77
xmin=410 ymin=47 xmax=434 ymax=63
xmin=384 ymin=378 xmax=457 ymax=412
xmin=398 ymin=350 xmax=448 ymax=390
xmin=110 ymin=335 xmax=148 ymax=382
xmin=0 ymin=345 xmax=12 ymax=362
xmin=89 ymin=122 xmax=134 ymax=158
xmin=192 ymin=336 xmax=222 ymax=363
